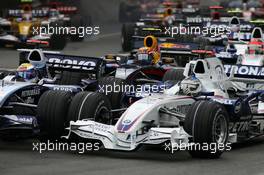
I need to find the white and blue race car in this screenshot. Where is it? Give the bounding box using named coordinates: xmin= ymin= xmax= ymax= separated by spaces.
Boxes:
xmin=62 ymin=55 xmax=264 ymax=159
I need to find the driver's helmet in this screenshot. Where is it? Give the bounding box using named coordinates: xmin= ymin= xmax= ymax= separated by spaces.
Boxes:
xmin=180 ymin=77 xmax=202 ymax=96
xmin=163 ymin=8 xmax=175 ymax=25
xmin=136 ymin=35 xmax=160 ymax=65
xmin=16 ymin=63 xmax=37 ymax=82
xmin=247 ymin=38 xmax=264 ymax=54
xmin=22 ymin=13 xmax=32 ymax=21
xmin=137 ymin=47 xmax=153 ymax=65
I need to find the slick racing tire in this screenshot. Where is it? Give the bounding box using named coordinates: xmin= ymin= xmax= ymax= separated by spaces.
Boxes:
xmin=98 ymin=76 xmax=126 ymax=109
xmin=184 ymin=100 xmax=229 ymax=159
xmin=119 ymin=2 xmax=140 ymax=23
xmin=162 ymin=68 xmax=185 ymax=84
xmin=119 ymin=2 xmax=127 ymax=23
xmin=67 ymin=92 xmax=111 ymax=124
xmin=70 ymin=14 xmax=85 ymax=42
xmin=37 ymin=90 xmax=73 ymax=140
xmin=58 ymin=71 xmax=86 ymax=85
xmin=121 ymin=23 xmax=134 ymax=52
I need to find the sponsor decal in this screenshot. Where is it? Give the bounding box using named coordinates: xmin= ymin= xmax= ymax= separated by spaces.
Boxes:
xmin=16 ymin=115 xmax=37 ymax=125
xmin=48 ymin=57 xmax=97 ymax=70
xmin=229 ymin=121 xmax=250 ymax=132
xmin=122 ymin=119 xmax=132 ymax=125
xmin=21 ymin=89 xmax=40 ymax=97
xmin=160 ymin=43 xmax=190 ymax=49
xmin=224 ymin=64 xmax=264 ymax=77
xmin=53 ymin=87 xmax=75 ymax=92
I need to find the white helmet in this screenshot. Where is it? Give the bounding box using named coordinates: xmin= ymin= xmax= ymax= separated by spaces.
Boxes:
xmin=180 ymin=77 xmax=202 ymax=96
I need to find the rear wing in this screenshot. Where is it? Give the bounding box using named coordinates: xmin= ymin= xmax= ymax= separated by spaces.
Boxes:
xmin=160 ymin=43 xmax=199 ymax=55
xmin=225 ymin=64 xmax=264 ymax=83
xmin=7 ymin=9 xmax=49 ymax=18
xmin=132 ymin=35 xmax=199 ymax=51
xmin=18 ymin=49 xmax=105 ymax=74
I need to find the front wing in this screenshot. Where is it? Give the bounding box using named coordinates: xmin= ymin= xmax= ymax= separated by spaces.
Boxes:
xmin=64 ymin=120 xmax=190 ymax=151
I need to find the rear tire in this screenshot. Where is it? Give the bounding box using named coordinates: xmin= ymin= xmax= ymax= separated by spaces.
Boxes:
xmin=37 ymin=90 xmax=73 ymax=140
xmin=184 ymin=100 xmax=229 ymax=159
xmin=121 ymin=23 xmax=134 ymax=52
xmin=58 ymin=71 xmax=86 ymax=85
xmin=98 ymin=76 xmax=126 ymax=109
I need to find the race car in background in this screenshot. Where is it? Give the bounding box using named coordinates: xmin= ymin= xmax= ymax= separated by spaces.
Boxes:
xmin=39 ymin=1 xmax=90 ymax=41
xmin=217 ymin=27 xmax=264 ymax=66
xmin=120 ymin=4 xmax=245 ymax=52
xmin=120 ymin=0 xmax=205 ymax=51
xmin=119 ymin=0 xmax=162 ymax=23
xmin=0 ymin=5 xmax=67 ymax=50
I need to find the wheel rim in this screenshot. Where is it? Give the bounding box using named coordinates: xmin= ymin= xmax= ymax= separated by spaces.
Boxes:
xmin=213 ymin=114 xmax=228 ymax=144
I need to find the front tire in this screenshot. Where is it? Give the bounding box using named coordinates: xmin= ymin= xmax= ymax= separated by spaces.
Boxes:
xmin=67 ymin=92 xmax=111 ymax=124
xmin=37 ymin=90 xmax=73 ymax=140
xmin=184 ymin=100 xmax=229 ymax=159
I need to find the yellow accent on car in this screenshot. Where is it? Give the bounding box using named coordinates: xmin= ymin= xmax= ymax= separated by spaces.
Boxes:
xmin=159 ymin=43 xmax=176 ymax=48
xmin=142 ymin=28 xmax=162 ymax=32
xmin=18 ymin=22 xmax=32 ymax=35
xmin=144 ymin=35 xmax=158 ymax=51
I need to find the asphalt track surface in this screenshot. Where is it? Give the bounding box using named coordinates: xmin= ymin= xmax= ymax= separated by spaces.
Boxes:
xmin=1 ymin=24 xmax=264 ymax=175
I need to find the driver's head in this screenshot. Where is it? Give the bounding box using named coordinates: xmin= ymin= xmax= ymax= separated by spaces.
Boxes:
xmin=137 ymin=35 xmax=160 ymax=64
xmin=16 ymin=63 xmax=37 ymax=82
xmin=22 ymin=12 xmax=32 ymax=21
xmin=180 ymin=77 xmax=202 ymax=96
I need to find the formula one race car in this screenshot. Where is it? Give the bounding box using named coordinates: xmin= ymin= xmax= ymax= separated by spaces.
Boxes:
xmin=119 ymin=0 xmax=163 ymax=23
xmin=0 ymin=9 xmax=67 ymax=50
xmin=216 ymin=27 xmax=264 ymax=65
xmin=63 ymin=54 xmax=264 ymax=159
xmin=0 ymin=49 xmax=93 ymax=140
xmin=0 ymin=5 xmax=67 ymax=50
xmin=40 ymin=1 xmax=90 ymax=42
